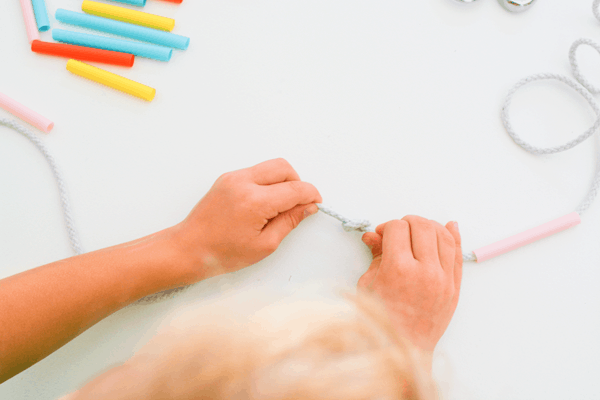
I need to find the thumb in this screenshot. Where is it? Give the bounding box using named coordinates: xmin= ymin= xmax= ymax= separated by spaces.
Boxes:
xmin=262 ymin=203 xmax=319 ymax=243
xmin=358 ymin=232 xmax=384 ymax=289
xmin=362 ymin=232 xmax=383 ymax=258
xmin=445 ymin=220 xmax=463 ymax=293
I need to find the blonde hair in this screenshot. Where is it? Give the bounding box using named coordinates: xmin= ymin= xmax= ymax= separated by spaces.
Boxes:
xmin=71 ymin=292 xmax=436 ymax=400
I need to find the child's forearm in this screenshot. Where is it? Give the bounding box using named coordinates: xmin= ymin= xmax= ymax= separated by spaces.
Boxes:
xmin=0 ymin=228 xmax=190 ymax=384
xmin=0 ymin=159 xmax=321 ymax=384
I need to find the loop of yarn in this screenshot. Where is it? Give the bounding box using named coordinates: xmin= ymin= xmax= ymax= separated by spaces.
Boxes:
xmin=318 ymin=69 xmax=600 ymax=262
xmin=501 ymin=74 xmax=600 ymax=215
xmin=501 ymin=73 xmax=600 ymax=156
xmin=569 ymin=38 xmax=600 ymax=95
xmin=317 ymin=7 xmax=600 ymax=262
xmin=1 ymin=118 xmax=83 ymax=255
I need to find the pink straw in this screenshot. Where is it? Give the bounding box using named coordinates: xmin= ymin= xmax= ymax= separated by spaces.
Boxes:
xmin=19 ymin=0 xmax=40 ymax=43
xmin=473 ymin=212 xmax=581 ymax=262
xmin=0 ymin=93 xmax=54 ymax=133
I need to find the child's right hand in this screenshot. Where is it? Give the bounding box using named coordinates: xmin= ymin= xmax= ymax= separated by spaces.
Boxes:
xmin=358 ymin=216 xmax=462 ymax=354
xmin=170 ymin=158 xmax=322 ymax=282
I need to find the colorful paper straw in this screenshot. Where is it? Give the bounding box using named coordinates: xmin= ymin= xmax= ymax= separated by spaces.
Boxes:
xmin=56 ymin=10 xmax=189 ymax=50
xmin=19 ymin=0 xmax=40 ymax=43
xmin=82 ymin=0 xmax=175 ymax=31
xmin=0 ymin=93 xmax=54 ymax=133
xmin=66 ymin=59 xmax=156 ymax=101
xmin=53 ymin=29 xmax=172 ymax=62
xmin=105 ymin=0 xmax=146 ymax=6
xmin=160 ymin=0 xmax=183 ymax=3
xmin=473 ymin=212 xmax=581 ymax=262
xmin=32 ymin=40 xmax=135 ymax=67
xmin=31 ymin=0 xmax=50 ymax=32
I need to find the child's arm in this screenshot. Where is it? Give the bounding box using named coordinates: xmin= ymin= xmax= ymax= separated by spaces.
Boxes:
xmin=0 ymin=158 xmax=321 ymax=384
xmin=359 ymin=216 xmax=462 ymax=370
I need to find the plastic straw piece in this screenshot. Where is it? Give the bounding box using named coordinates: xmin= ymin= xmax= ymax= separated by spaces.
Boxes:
xmin=56 ymin=10 xmax=189 ymax=50
xmin=31 ymin=0 xmax=50 ymax=32
xmin=19 ymin=0 xmax=40 ymax=43
xmin=32 ymin=40 xmax=135 ymax=67
xmin=66 ymin=59 xmax=156 ymax=101
xmin=105 ymin=0 xmax=146 ymax=6
xmin=160 ymin=0 xmax=183 ymax=3
xmin=53 ymin=29 xmax=172 ymax=62
xmin=473 ymin=212 xmax=581 ymax=262
xmin=82 ymin=0 xmax=175 ymax=31
xmin=0 ymin=93 xmax=54 ymax=133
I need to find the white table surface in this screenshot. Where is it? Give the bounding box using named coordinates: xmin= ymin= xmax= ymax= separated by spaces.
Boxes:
xmin=2 ymin=0 xmax=600 ymax=399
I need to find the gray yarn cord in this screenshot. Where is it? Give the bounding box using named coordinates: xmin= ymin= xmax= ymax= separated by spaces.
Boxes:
xmin=317 ymin=204 xmax=477 ymax=262
xmin=1 ymin=118 xmax=187 ymax=304
xmin=317 ymin=2 xmax=600 ymax=262
xmin=319 ymin=72 xmax=600 ymax=263
xmin=5 ymin=77 xmax=599 ymax=266
xmin=317 ymin=204 xmax=374 ymax=233
xmin=501 ymin=73 xmax=600 ymax=216
xmin=1 ymin=118 xmax=83 ymax=255
xmin=320 ymin=65 xmax=600 ymax=263
xmin=7 ymin=4 xmax=600 ymax=266
xmin=594 ymin=0 xmax=600 ymax=24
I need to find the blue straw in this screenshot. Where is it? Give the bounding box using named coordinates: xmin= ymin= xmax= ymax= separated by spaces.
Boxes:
xmin=56 ymin=9 xmax=189 ymax=50
xmin=31 ymin=0 xmax=50 ymax=32
xmin=52 ymin=29 xmax=172 ymax=62
xmin=109 ymin=0 xmax=146 ymax=6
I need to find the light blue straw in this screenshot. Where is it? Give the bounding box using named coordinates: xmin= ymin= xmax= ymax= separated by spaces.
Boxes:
xmin=56 ymin=9 xmax=189 ymax=50
xmin=31 ymin=0 xmax=50 ymax=32
xmin=52 ymin=29 xmax=173 ymax=62
xmin=109 ymin=0 xmax=146 ymax=6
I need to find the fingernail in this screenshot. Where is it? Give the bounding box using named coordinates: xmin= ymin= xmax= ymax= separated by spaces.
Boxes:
xmin=453 ymin=221 xmax=459 ymax=233
xmin=304 ymin=204 xmax=319 ymax=218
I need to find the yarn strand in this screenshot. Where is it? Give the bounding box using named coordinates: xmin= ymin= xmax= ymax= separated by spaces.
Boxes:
xmin=317 ymin=204 xmax=477 ymax=262
xmin=317 ymin=204 xmax=374 ymax=233
xmin=8 ymin=9 xmax=600 ymax=265
xmin=320 ymin=70 xmax=600 ymax=263
xmin=501 ymin=73 xmax=600 ymax=216
xmin=1 ymin=118 xmax=83 ymax=255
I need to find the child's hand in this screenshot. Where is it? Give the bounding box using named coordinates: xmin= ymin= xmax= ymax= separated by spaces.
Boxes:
xmin=171 ymin=159 xmax=322 ymax=280
xmin=358 ymin=216 xmax=462 ymax=353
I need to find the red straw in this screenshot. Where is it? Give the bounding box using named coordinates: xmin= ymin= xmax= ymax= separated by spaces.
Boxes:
xmin=159 ymin=0 xmax=183 ymax=3
xmin=31 ymin=40 xmax=135 ymax=68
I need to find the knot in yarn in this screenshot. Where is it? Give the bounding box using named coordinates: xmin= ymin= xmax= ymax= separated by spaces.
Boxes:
xmin=316 ymin=204 xmax=374 ymax=233
xmin=342 ymin=219 xmax=372 ymax=232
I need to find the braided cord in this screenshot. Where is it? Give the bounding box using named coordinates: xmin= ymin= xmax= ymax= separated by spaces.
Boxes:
xmin=320 ymin=71 xmax=600 ymax=262
xmin=317 ymin=204 xmax=374 ymax=233
xmin=570 ymin=39 xmax=600 ymax=95
xmin=9 ymin=7 xmax=600 ymax=265
xmin=501 ymin=74 xmax=600 ymax=215
xmin=317 ymin=204 xmax=476 ymax=262
xmin=1 ymin=118 xmax=83 ymax=255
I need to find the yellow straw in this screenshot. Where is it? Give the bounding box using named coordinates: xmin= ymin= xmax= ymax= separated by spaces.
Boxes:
xmin=82 ymin=0 xmax=175 ymax=32
xmin=67 ymin=59 xmax=156 ymax=101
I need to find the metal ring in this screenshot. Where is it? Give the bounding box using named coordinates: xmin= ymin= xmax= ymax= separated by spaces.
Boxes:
xmin=500 ymin=0 xmax=536 ymax=12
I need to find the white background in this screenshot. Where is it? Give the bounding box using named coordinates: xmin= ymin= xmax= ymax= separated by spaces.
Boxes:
xmin=2 ymin=0 xmax=600 ymax=399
